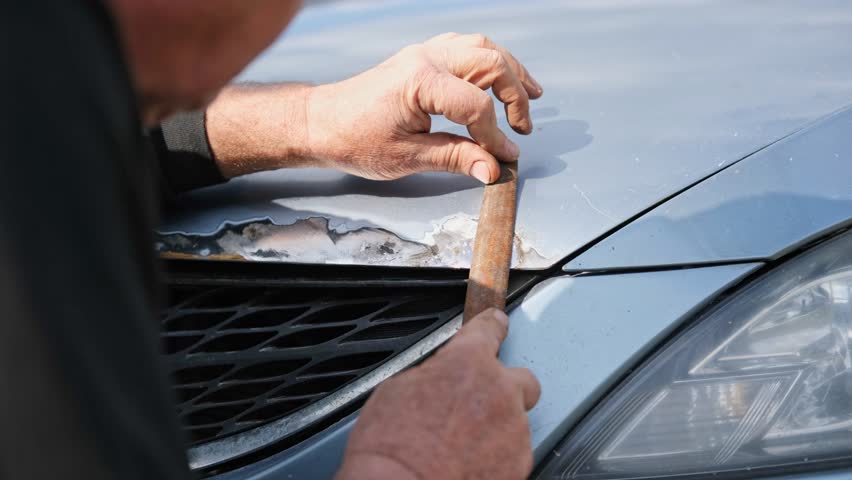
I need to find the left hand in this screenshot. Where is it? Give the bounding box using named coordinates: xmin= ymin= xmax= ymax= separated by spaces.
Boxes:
xmin=304 ymin=33 xmax=543 ymax=183
xmin=205 ymin=33 xmax=543 ymax=184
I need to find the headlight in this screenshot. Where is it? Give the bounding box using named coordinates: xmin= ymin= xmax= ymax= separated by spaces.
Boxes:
xmin=536 ymin=230 xmax=852 ymax=479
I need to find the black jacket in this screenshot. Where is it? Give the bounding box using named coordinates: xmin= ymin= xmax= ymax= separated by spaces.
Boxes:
xmin=0 ymin=1 xmax=225 ymax=478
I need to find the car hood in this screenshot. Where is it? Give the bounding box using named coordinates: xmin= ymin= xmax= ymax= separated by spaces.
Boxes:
xmin=157 ymin=0 xmax=852 ymax=270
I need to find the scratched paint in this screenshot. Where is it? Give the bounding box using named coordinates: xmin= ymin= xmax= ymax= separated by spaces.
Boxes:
xmin=156 ymin=214 xmax=549 ymax=269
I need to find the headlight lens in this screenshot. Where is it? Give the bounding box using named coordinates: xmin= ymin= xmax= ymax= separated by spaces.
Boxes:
xmin=536 ymin=230 xmax=852 ymax=479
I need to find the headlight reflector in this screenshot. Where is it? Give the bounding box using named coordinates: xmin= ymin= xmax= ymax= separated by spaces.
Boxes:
xmin=536 ymin=231 xmax=852 ymax=479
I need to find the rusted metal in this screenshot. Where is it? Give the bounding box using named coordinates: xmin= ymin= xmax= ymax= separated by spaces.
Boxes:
xmin=157 ymin=215 xmax=548 ymax=269
xmin=158 ymin=251 xmax=245 ymax=261
xmin=464 ymin=163 xmax=519 ymax=321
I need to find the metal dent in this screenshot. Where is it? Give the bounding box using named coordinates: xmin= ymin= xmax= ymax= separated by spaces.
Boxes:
xmin=157 ymin=214 xmax=549 ymax=269
xmin=187 ymin=313 xmax=463 ymax=470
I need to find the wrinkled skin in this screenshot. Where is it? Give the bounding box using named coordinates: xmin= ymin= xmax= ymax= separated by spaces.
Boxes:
xmin=306 ymin=33 xmax=543 ymax=183
xmin=336 ymin=308 xmax=541 ymax=480
xmin=206 ymin=33 xmax=543 ymax=184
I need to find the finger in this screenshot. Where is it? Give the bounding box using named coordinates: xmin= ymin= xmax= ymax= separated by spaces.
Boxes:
xmin=409 ymin=132 xmax=500 ymax=184
xmin=506 ymin=367 xmax=541 ymax=411
xmin=450 ymin=308 xmax=509 ymax=357
xmin=417 ymin=72 xmax=519 ymax=162
xmin=438 ymin=47 xmax=531 ymax=134
xmin=445 ymin=33 xmax=543 ymax=99
xmin=495 ymin=45 xmax=543 ymax=100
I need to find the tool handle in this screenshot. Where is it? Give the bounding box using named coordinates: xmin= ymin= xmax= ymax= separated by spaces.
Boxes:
xmin=463 ymin=163 xmax=518 ymax=322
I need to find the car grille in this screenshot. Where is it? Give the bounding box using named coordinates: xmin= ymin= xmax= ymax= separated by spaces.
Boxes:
xmin=160 ymin=265 xmax=467 ymax=447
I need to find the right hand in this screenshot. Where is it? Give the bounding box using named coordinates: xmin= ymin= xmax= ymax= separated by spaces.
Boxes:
xmin=335 ymin=308 xmax=541 ymax=480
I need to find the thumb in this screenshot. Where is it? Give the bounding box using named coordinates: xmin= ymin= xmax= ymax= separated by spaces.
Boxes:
xmin=411 ymin=132 xmax=502 ymax=184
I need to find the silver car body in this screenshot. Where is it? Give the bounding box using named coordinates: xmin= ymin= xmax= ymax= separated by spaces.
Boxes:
xmin=162 ymin=0 xmax=852 ymax=478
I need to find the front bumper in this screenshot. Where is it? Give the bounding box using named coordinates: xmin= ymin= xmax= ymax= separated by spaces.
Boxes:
xmin=209 ymin=262 xmax=852 ymax=479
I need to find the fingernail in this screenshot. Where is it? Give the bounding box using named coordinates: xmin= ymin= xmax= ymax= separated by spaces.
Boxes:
xmin=506 ymin=139 xmax=520 ymax=160
xmin=530 ymin=77 xmax=543 ymax=94
xmin=470 ymin=161 xmax=492 ymax=184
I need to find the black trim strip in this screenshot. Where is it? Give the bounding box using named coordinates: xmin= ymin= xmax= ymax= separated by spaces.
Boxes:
xmin=551 ymin=104 xmax=852 ymax=275
xmin=564 ymin=258 xmax=766 ymax=276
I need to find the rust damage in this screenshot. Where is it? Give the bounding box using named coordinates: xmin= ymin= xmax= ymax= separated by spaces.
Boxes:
xmin=156 ymin=215 xmax=549 ymax=269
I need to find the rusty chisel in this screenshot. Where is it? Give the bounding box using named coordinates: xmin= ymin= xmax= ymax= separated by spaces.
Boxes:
xmin=463 ymin=163 xmax=518 ymax=322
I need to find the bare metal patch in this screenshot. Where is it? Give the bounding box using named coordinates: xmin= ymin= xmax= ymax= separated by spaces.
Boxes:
xmin=156 ymin=215 xmax=549 ymax=269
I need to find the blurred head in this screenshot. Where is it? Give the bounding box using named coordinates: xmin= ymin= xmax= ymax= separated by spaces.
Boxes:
xmin=107 ymin=0 xmax=302 ymax=125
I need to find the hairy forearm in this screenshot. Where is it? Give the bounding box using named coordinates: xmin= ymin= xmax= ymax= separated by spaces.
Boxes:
xmin=205 ymin=83 xmax=313 ymax=178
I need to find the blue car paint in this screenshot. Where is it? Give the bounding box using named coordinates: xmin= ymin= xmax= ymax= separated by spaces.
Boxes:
xmin=566 ymin=106 xmax=852 ymax=271
xmin=160 ymin=0 xmax=852 ymax=270
xmin=178 ymin=0 xmax=852 ymax=477
xmin=501 ymin=265 xmax=762 ymax=464
xmin=776 ymin=472 xmax=852 ymax=480
xmin=215 ymin=263 xmax=774 ymax=479
xmin=214 ymin=413 xmax=356 ymax=480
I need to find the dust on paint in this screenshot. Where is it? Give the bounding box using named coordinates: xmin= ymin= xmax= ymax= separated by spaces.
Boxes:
xmin=156 ymin=214 xmax=549 ymax=269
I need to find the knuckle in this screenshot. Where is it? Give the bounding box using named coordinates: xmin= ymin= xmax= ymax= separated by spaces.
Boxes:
xmin=470 ymin=94 xmax=494 ymax=122
xmin=404 ymin=65 xmax=440 ymax=103
xmin=397 ymin=46 xmax=434 ymax=71
xmin=398 ymin=45 xmax=434 ymax=71
xmin=441 ymin=140 xmax=467 ymax=173
xmin=398 ymin=43 xmax=425 ymax=60
xmin=471 ymin=33 xmax=490 ymax=47
xmin=480 ymin=93 xmax=496 ymax=111
xmin=458 ymin=330 xmax=491 ymax=352
xmin=512 ymin=73 xmax=531 ymax=97
xmin=428 ymin=32 xmax=456 ymax=42
xmin=482 ymin=307 xmax=509 ymax=333
xmin=446 ymin=333 xmax=480 ymax=354
xmin=514 ymin=88 xmax=531 ymax=107
xmin=502 ymin=87 xmax=525 ymax=105
xmin=493 ymin=324 xmax=510 ymax=345
xmin=484 ymin=48 xmax=503 ymax=69
xmin=516 ymin=64 xmax=531 ymax=83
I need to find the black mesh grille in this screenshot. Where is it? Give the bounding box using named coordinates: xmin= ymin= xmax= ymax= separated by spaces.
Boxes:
xmin=161 ymin=278 xmax=465 ymax=446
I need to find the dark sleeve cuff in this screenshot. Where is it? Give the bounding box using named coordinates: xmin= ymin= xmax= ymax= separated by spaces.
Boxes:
xmin=149 ymin=110 xmax=227 ymax=194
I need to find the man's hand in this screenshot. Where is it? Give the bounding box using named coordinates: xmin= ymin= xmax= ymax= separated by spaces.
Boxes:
xmin=206 ymin=33 xmax=542 ymax=184
xmin=335 ymin=308 xmax=541 ymax=480
xmin=306 ymin=33 xmax=543 ymax=183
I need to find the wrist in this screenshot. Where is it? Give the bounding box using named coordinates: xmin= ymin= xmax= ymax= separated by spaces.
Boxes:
xmin=301 ymin=82 xmax=344 ymax=169
xmin=335 ymin=452 xmax=420 ymax=480
xmin=205 ymin=83 xmax=316 ymax=178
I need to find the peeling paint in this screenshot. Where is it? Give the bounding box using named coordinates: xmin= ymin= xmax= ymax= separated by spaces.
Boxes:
xmin=420 ymin=214 xmax=549 ymax=269
xmin=156 ymin=214 xmax=549 ymax=269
